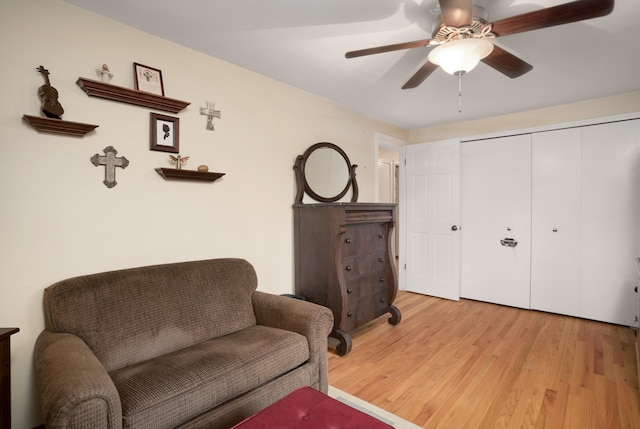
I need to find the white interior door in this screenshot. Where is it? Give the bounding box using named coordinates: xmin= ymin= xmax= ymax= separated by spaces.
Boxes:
xmin=531 ymin=128 xmax=582 ymax=317
xmin=404 ymin=139 xmax=460 ymax=300
xmin=460 ymin=134 xmax=532 ymax=309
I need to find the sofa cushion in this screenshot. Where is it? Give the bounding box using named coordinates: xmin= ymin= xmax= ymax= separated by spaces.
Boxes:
xmin=43 ymin=258 xmax=258 ymax=372
xmin=110 ymin=325 xmax=311 ymax=429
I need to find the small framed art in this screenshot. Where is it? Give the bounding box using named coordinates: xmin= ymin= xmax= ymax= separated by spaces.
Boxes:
xmin=150 ymin=113 xmax=179 ymax=153
xmin=134 ymin=62 xmax=164 ymax=96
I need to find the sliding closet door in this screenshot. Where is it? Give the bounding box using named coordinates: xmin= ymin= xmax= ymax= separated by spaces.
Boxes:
xmin=580 ymin=119 xmax=640 ymax=326
xmin=460 ymin=135 xmax=532 ymax=309
xmin=530 ymin=128 xmax=582 ymax=317
xmin=459 ymin=117 xmax=640 ymax=324
xmin=530 ymin=119 xmax=640 ymax=326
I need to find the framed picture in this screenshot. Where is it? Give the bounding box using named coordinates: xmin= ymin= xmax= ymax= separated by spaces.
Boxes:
xmin=134 ymin=62 xmax=164 ymax=96
xmin=150 ymin=113 xmax=179 ymax=153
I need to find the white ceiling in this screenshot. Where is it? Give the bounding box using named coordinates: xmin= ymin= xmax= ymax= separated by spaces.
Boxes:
xmin=63 ymin=0 xmax=640 ymax=130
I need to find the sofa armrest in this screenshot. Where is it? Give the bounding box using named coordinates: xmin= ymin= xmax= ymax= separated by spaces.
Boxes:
xmin=35 ymin=331 xmax=122 ymax=429
xmin=252 ymin=291 xmax=334 ymax=392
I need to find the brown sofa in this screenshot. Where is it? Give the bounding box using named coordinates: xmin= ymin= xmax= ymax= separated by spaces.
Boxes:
xmin=34 ymin=258 xmax=334 ymax=429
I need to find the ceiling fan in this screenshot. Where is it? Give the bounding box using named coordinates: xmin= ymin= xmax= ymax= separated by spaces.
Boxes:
xmin=345 ymin=0 xmax=614 ymax=90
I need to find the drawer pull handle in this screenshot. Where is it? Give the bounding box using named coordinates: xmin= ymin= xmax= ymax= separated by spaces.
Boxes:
xmin=345 ymin=265 xmax=352 ymax=271
xmin=379 ymin=277 xmax=385 ymax=282
xmin=380 ymin=297 xmax=385 ymax=303
xmin=345 ymin=238 xmax=352 ymax=244
xmin=347 ymin=288 xmax=352 ymax=294
xmin=378 ymin=234 xmax=384 ymax=239
xmin=378 ymin=258 xmax=384 ymax=263
xmin=347 ymin=312 xmax=353 ymax=317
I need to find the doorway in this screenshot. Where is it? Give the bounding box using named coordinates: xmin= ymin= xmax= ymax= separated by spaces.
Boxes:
xmin=375 ymin=133 xmax=404 ymax=277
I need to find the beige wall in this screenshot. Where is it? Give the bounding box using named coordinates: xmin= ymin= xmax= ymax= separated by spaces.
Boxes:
xmin=0 ymin=1 xmax=407 ymax=426
xmin=409 ymin=91 xmax=640 ymax=143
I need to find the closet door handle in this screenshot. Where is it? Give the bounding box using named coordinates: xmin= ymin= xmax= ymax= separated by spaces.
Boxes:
xmin=451 ymin=225 xmax=459 ymax=231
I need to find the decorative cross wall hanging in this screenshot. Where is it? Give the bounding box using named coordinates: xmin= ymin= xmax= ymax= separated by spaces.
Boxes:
xmin=90 ymin=146 xmax=129 ymax=188
xmin=199 ymin=101 xmax=221 ymax=131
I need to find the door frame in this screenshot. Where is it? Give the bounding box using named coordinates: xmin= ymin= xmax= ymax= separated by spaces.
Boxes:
xmin=375 ymin=132 xmax=406 ymax=286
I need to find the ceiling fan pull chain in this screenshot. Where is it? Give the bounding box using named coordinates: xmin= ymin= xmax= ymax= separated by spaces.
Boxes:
xmin=458 ymin=72 xmax=463 ymax=113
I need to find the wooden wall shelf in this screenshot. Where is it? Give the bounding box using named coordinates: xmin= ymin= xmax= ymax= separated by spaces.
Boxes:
xmin=22 ymin=115 xmax=98 ymax=137
xmin=155 ymin=168 xmax=225 ymax=182
xmin=77 ymin=78 xmax=190 ymax=114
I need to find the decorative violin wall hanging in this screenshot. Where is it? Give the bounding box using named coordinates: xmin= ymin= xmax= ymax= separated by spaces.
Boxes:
xmin=36 ymin=65 xmax=64 ymax=119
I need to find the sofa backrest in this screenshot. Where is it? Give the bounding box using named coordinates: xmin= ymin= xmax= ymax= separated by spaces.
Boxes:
xmin=43 ymin=258 xmax=258 ymax=372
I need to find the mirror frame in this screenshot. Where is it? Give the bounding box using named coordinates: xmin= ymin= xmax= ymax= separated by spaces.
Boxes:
xmin=294 ymin=142 xmax=358 ymax=204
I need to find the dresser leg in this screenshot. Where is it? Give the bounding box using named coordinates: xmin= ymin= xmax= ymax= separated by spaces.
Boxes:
xmin=332 ymin=330 xmax=352 ymax=356
xmin=387 ymin=305 xmax=402 ymax=325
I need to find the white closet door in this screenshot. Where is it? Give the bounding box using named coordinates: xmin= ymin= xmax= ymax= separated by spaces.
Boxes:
xmin=580 ymin=119 xmax=640 ymax=326
xmin=460 ymin=134 xmax=532 ymax=309
xmin=531 ymin=128 xmax=582 ymax=317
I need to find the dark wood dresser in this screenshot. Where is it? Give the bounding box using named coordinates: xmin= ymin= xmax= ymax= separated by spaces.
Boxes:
xmin=293 ymin=202 xmax=400 ymax=355
xmin=0 ymin=328 xmax=19 ymax=429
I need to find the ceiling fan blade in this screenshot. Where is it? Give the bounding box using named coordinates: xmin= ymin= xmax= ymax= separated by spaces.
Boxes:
xmin=482 ymin=45 xmax=533 ymax=79
xmin=491 ymin=0 xmax=614 ymax=37
xmin=345 ymin=39 xmax=432 ymax=58
xmin=402 ymin=61 xmax=439 ymax=89
xmin=439 ymin=0 xmax=473 ymax=27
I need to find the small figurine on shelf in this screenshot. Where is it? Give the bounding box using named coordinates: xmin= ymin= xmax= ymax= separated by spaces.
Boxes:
xmin=169 ymin=154 xmax=189 ymax=170
xmin=96 ymin=64 xmax=113 ymax=83
xmin=198 ymin=165 xmax=209 ymax=172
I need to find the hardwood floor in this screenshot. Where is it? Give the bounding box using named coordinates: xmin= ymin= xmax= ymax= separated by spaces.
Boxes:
xmin=328 ymin=291 xmax=640 ymax=429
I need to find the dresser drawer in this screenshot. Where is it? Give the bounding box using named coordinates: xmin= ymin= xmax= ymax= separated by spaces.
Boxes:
xmin=342 ymin=293 xmax=390 ymax=332
xmin=344 ymin=274 xmax=387 ymax=300
xmin=342 ymin=251 xmax=388 ymax=279
xmin=341 ymin=223 xmax=388 ymax=257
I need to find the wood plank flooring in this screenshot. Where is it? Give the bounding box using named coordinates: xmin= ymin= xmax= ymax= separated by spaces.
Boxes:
xmin=328 ymin=291 xmax=640 ymax=429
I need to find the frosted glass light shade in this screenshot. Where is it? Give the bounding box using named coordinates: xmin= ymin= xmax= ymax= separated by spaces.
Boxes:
xmin=428 ymin=38 xmax=494 ymax=75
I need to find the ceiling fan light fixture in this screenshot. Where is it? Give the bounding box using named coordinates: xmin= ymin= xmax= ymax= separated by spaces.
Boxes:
xmin=428 ymin=37 xmax=494 ymax=75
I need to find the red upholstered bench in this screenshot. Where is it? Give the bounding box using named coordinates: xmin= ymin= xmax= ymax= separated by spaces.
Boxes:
xmin=231 ymin=386 xmax=394 ymax=429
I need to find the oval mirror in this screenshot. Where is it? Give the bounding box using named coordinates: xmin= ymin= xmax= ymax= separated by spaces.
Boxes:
xmin=304 ymin=147 xmax=349 ymax=199
xmin=294 ymin=142 xmax=358 ymax=204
